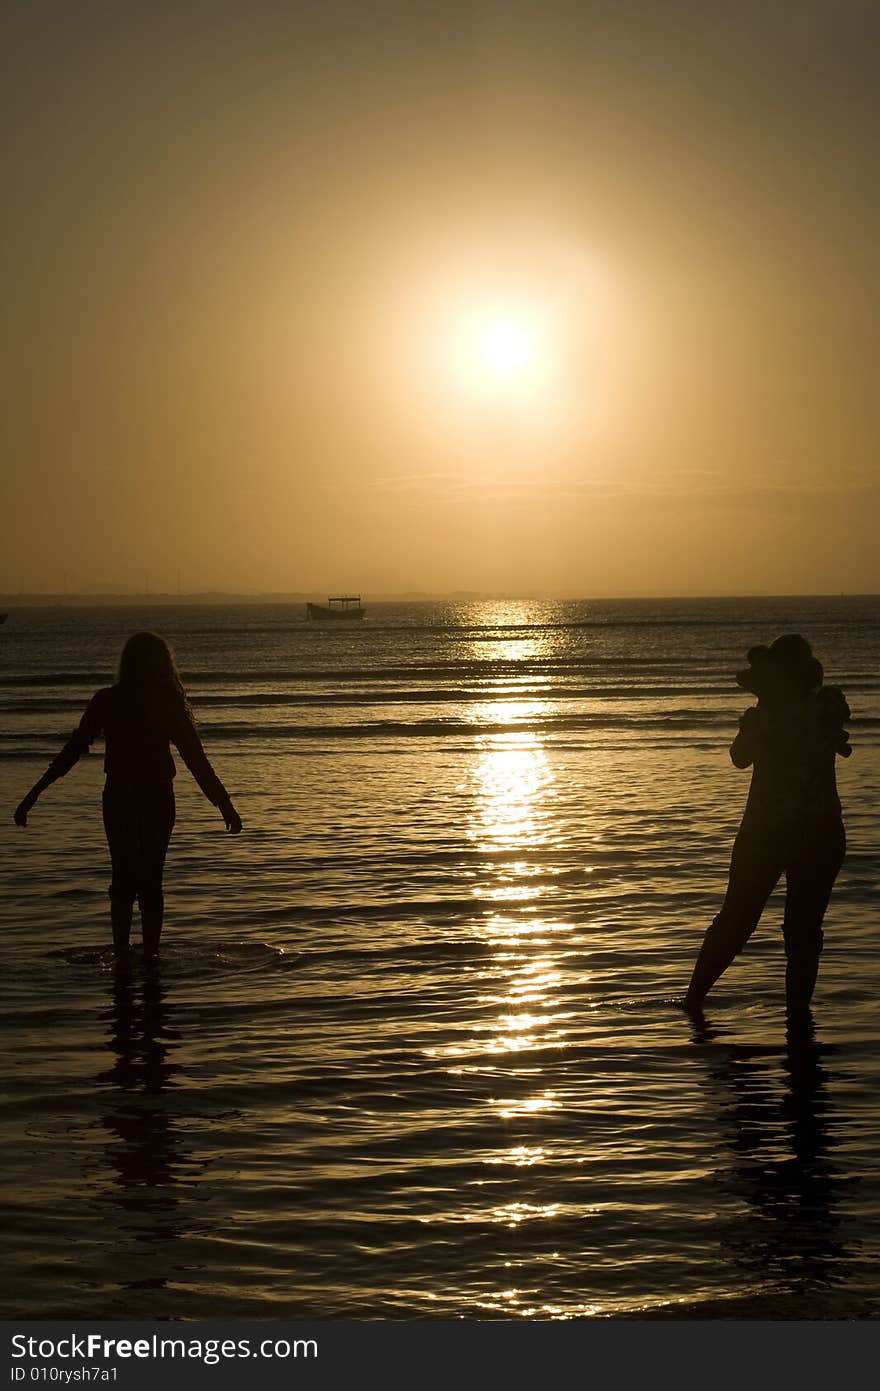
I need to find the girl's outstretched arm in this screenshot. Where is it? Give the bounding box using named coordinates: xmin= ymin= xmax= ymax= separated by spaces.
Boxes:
xmin=13 ymin=691 xmax=106 ymax=826
xmin=170 ymin=708 xmax=243 ymax=833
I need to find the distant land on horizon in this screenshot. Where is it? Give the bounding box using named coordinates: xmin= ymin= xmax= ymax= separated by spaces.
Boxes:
xmin=0 ymin=591 xmax=874 ymax=608
xmin=0 ymin=590 xmax=512 ymax=607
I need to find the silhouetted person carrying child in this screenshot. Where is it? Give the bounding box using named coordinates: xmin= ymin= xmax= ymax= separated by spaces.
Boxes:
xmin=685 ymin=634 xmax=850 ymax=1016
xmin=13 ymin=631 xmax=242 ymax=958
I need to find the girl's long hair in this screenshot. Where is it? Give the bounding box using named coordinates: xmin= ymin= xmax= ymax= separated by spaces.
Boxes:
xmin=117 ymin=632 xmax=192 ymax=719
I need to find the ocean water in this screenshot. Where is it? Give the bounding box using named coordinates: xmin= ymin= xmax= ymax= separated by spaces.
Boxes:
xmin=1 ymin=596 xmax=878 ymax=1320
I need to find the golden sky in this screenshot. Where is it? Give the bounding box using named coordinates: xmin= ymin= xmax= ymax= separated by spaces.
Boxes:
xmin=3 ymin=2 xmax=878 ymax=596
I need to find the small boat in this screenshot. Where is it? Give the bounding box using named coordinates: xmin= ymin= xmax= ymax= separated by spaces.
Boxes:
xmin=306 ymin=595 xmax=366 ymax=622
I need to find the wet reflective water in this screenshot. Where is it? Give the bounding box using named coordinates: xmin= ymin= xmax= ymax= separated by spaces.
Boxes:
xmin=1 ymin=597 xmax=878 ymax=1316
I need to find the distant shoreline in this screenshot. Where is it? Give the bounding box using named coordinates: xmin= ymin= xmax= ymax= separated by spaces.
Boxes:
xmin=1 ymin=592 xmax=876 ymax=608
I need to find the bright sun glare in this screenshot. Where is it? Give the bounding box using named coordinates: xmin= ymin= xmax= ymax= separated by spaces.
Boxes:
xmin=412 ymin=251 xmax=614 ymax=425
xmin=479 ymin=319 xmax=533 ymax=378
xmin=445 ymin=306 xmax=547 ymax=403
xmin=427 ymin=279 xmax=581 ymax=416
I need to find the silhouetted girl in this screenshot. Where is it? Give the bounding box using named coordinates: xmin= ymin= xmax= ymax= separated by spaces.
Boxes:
xmin=685 ymin=634 xmax=850 ymax=1015
xmin=13 ymin=631 xmax=242 ymax=957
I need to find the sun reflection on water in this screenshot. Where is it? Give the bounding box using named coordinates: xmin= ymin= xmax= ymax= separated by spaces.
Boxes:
xmin=470 ymin=728 xmax=553 ymax=851
xmin=476 ymin=637 xmax=543 ymax=663
xmin=491 ymin=1092 xmax=559 ymax=1120
xmin=422 ymin=621 xmax=589 ymax=1304
xmin=471 ymin=1201 xmax=562 ymax=1227
xmin=460 ymin=686 xmax=569 ymax=1096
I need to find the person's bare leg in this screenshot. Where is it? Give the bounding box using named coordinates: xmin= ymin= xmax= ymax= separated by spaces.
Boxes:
xmin=140 ymin=903 xmax=163 ymax=959
xmin=783 ymin=818 xmax=845 ymax=1017
xmin=785 ymin=948 xmax=821 ymax=1016
xmin=110 ymin=897 xmax=133 ymax=954
xmin=684 ymin=918 xmax=747 ymax=1011
xmin=137 ymin=790 xmax=174 ymax=962
xmin=684 ymin=832 xmax=781 ymax=1011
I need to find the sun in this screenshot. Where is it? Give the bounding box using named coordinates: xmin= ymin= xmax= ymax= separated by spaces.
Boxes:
xmin=424 ymin=285 xmax=567 ymax=413
xmin=446 ymin=307 xmax=545 ymax=400
xmin=411 ymin=250 xmax=616 ymax=424
xmin=479 ymin=318 xmax=533 ymax=378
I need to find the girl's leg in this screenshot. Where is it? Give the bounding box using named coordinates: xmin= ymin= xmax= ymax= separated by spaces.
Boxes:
xmin=783 ymin=819 xmax=846 ymax=1014
xmin=685 ymin=830 xmax=783 ymax=1009
xmin=102 ymin=785 xmax=137 ymax=954
xmin=136 ymin=788 xmax=175 ymax=959
xmin=110 ymin=897 xmax=134 ymax=952
xmin=140 ymin=905 xmax=163 ymax=959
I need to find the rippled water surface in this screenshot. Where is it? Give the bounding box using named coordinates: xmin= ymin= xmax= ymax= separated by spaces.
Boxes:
xmin=1 ymin=597 xmax=878 ymax=1318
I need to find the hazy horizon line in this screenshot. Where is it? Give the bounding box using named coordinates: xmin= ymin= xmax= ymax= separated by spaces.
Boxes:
xmin=1 ymin=590 xmax=877 ymax=607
